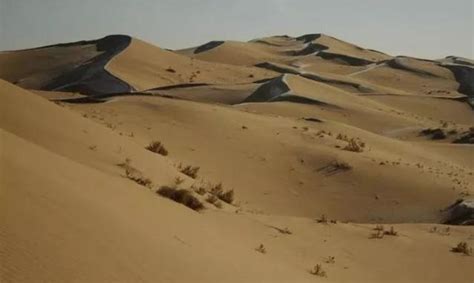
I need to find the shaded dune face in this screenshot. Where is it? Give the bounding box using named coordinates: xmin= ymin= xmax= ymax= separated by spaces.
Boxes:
xmin=0 ymin=35 xmax=134 ymax=95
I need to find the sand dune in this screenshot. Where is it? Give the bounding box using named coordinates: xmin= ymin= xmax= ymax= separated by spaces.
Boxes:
xmin=1 ymin=31 xmax=473 ymax=283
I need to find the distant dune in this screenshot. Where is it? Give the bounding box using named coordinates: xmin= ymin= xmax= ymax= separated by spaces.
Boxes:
xmin=1 ymin=33 xmax=473 ymax=283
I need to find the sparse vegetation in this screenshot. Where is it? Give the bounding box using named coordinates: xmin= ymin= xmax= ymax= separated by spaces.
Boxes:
xmin=206 ymin=195 xmax=223 ymax=208
xmin=451 ymin=242 xmax=472 ymax=256
xmin=118 ymin=158 xmax=153 ymax=189
xmin=209 ymin=183 xmax=234 ymax=204
xmin=370 ymin=230 xmax=385 ymax=239
xmin=332 ymin=160 xmax=352 ymax=171
xmin=343 ymin=139 xmax=364 ymax=153
xmin=325 ymin=256 xmax=336 ymax=264
xmin=157 ymin=186 xmax=204 ymax=211
xmin=316 ymin=214 xmax=337 ymax=224
xmin=193 ymin=186 xmax=207 ymax=196
xmin=146 ymin=141 xmax=168 ymax=156
xmin=174 ymin=177 xmax=185 ymax=185
xmin=316 ymin=214 xmax=328 ymax=224
xmin=178 ymin=164 xmax=200 ymax=179
xmin=384 ymin=226 xmax=398 ymax=236
xmin=370 ymin=225 xmax=398 ymax=238
xmin=310 ymin=264 xmax=327 ymax=277
xmin=255 ymin=244 xmax=266 ymax=254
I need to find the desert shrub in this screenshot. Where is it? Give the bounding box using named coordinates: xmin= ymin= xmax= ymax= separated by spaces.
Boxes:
xmin=332 ymin=160 xmax=352 ymax=171
xmin=209 ymin=183 xmax=234 ymax=204
xmin=118 ymin=159 xmax=153 ymax=188
xmin=174 ymin=177 xmax=185 ymax=185
xmin=374 ymin=224 xmax=385 ymax=231
xmin=343 ymin=139 xmax=364 ymax=152
xmin=316 ymin=214 xmax=328 ymax=224
xmin=310 ymin=264 xmax=327 ymax=277
xmin=451 ymin=242 xmax=472 ymax=256
xmin=218 ymin=189 xmax=234 ymax=204
xmin=125 ymin=169 xmax=153 ymax=188
xmin=206 ymin=194 xmax=219 ymax=204
xmin=194 ymin=186 xmax=207 ymax=195
xmin=370 ymin=230 xmax=385 ymax=239
xmin=255 ymin=244 xmax=266 ymax=254
xmin=178 ymin=164 xmax=200 ymax=179
xmin=325 ymin=256 xmax=336 ymax=264
xmin=146 ymin=141 xmax=168 ymax=156
xmin=384 ymin=226 xmax=398 ymax=236
xmin=157 ymin=186 xmax=204 ymax=211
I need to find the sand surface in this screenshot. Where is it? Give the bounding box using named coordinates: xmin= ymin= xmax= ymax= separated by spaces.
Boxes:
xmin=1 ymin=33 xmax=473 ymax=283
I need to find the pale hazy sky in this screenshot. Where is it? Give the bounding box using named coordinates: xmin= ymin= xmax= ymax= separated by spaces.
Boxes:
xmin=1 ymin=0 xmax=473 ymax=59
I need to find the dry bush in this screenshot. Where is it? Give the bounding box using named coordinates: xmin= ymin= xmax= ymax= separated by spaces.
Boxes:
xmin=210 ymin=183 xmax=234 ymax=204
xmin=118 ymin=159 xmax=153 ymax=189
xmin=343 ymin=139 xmax=364 ymax=153
xmin=194 ymin=186 xmax=207 ymax=196
xmin=384 ymin=226 xmax=398 ymax=236
xmin=174 ymin=177 xmax=185 ymax=185
xmin=146 ymin=141 xmax=168 ymax=156
xmin=374 ymin=224 xmax=385 ymax=231
xmin=451 ymin=242 xmax=472 ymax=256
xmin=370 ymin=230 xmax=385 ymax=239
xmin=325 ymin=256 xmax=336 ymax=264
xmin=206 ymin=195 xmax=223 ymax=208
xmin=206 ymin=195 xmax=219 ymax=204
xmin=178 ymin=164 xmax=200 ymax=179
xmin=218 ymin=190 xmax=234 ymax=204
xmin=332 ymin=160 xmax=352 ymax=171
xmin=125 ymin=169 xmax=153 ymax=188
xmin=310 ymin=264 xmax=327 ymax=277
xmin=255 ymin=244 xmax=266 ymax=254
xmin=157 ymin=186 xmax=204 ymax=211
xmin=316 ymin=214 xmax=328 ymax=224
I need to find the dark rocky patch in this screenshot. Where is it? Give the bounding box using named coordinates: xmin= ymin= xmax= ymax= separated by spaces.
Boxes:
xmin=442 ymin=199 xmax=474 ymax=225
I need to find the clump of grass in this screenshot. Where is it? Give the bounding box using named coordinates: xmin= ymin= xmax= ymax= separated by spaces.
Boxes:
xmin=325 ymin=256 xmax=336 ymax=264
xmin=451 ymin=242 xmax=472 ymax=256
xmin=332 ymin=160 xmax=352 ymax=171
xmin=157 ymin=186 xmax=204 ymax=211
xmin=370 ymin=230 xmax=385 ymax=239
xmin=206 ymin=195 xmax=223 ymax=208
xmin=310 ymin=264 xmax=327 ymax=277
xmin=343 ymin=139 xmax=364 ymax=153
xmin=374 ymin=224 xmax=384 ymax=231
xmin=255 ymin=244 xmax=266 ymax=254
xmin=126 ymin=170 xmax=153 ymax=188
xmin=316 ymin=214 xmax=336 ymax=224
xmin=384 ymin=226 xmax=398 ymax=236
xmin=146 ymin=141 xmax=168 ymax=156
xmin=178 ymin=164 xmax=200 ymax=179
xmin=174 ymin=177 xmax=185 ymax=185
xmin=118 ymin=158 xmax=153 ymax=189
xmin=193 ymin=186 xmax=207 ymax=196
xmin=206 ymin=194 xmax=219 ymax=204
xmin=209 ymin=183 xmax=234 ymax=204
xmin=370 ymin=225 xmax=398 ymax=238
xmin=316 ymin=214 xmax=328 ymax=224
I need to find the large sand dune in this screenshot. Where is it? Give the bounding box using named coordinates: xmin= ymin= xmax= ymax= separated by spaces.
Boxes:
xmin=1 ymin=32 xmax=473 ymax=283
